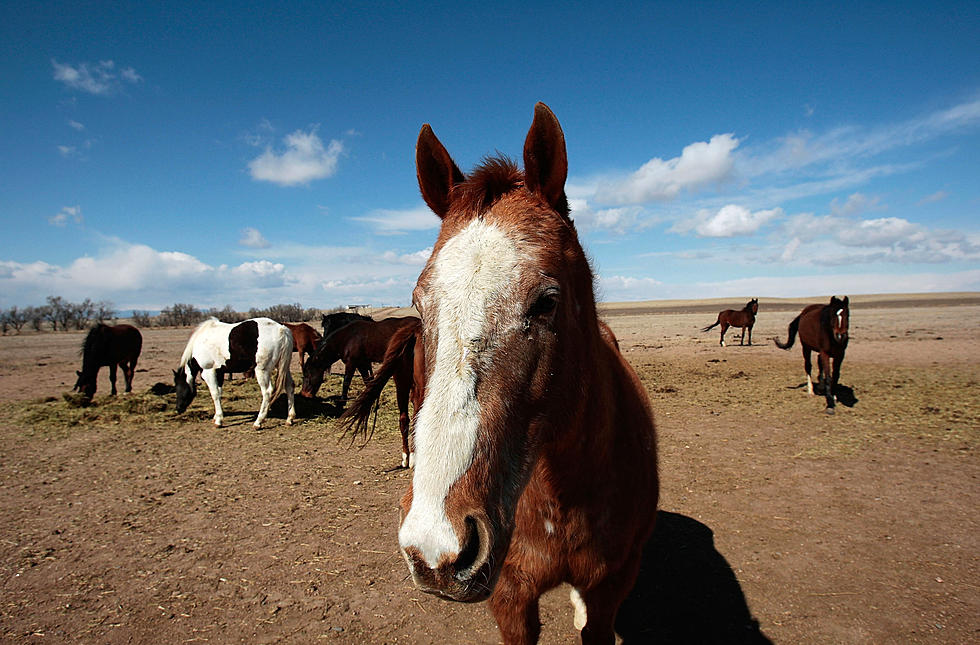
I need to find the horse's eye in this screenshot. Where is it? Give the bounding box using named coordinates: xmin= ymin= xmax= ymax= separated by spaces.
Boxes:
xmin=528 ymin=290 xmax=559 ymax=318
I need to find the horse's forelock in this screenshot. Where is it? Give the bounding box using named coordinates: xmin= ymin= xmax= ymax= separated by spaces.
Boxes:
xmin=451 ymin=156 xmax=524 ymax=216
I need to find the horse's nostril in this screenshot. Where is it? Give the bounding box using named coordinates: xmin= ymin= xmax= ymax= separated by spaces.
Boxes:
xmin=454 ymin=515 xmax=489 ymax=579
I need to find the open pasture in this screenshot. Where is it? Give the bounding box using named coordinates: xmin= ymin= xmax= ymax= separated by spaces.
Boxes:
xmin=1 ymin=295 xmax=978 ymax=643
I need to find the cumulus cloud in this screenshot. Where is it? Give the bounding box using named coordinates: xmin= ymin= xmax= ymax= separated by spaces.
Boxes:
xmin=569 ymin=198 xmax=647 ymax=234
xmin=239 ymin=227 xmax=270 ymax=249
xmin=48 ymin=205 xmax=82 ymax=226
xmin=380 ymin=247 xmax=433 ymax=265
xmin=597 ymin=275 xmax=664 ymax=301
xmin=52 ymin=59 xmax=142 ymax=95
xmin=352 ymin=206 xmax=439 ymax=234
xmin=247 ymin=128 xmax=343 ymax=186
xmin=671 ymin=204 xmax=782 ymax=237
xmin=595 ymin=133 xmax=739 ymax=204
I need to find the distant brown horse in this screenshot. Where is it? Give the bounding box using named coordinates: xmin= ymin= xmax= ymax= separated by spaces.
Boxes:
xmin=321 ymin=311 xmax=373 ymax=338
xmin=73 ymin=323 xmax=143 ymax=400
xmin=341 ymin=318 xmax=425 ymax=468
xmin=299 ymin=316 xmax=419 ymax=401
xmin=380 ymin=103 xmax=658 ymax=644
xmin=283 ymin=322 xmax=321 ymax=369
xmin=702 ymin=298 xmax=758 ymax=346
xmin=774 ymin=296 xmax=849 ymax=413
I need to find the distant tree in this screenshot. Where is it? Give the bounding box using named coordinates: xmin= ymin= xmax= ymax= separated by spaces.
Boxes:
xmin=159 ymin=303 xmax=203 ymax=327
xmin=131 ymin=310 xmax=153 ymax=327
xmin=46 ymin=296 xmax=72 ymax=331
xmin=27 ymin=306 xmax=48 ymax=331
xmin=207 ymin=305 xmax=245 ymax=323
xmin=70 ymin=298 xmax=95 ymax=330
xmin=94 ymin=301 xmax=116 ymax=324
xmin=0 ymin=310 xmax=9 ymax=335
xmin=8 ymin=306 xmax=27 ymax=333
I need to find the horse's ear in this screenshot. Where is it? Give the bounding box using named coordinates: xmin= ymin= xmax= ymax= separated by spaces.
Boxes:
xmin=416 ymin=124 xmax=464 ymax=219
xmin=843 ymin=296 xmax=849 ymax=307
xmin=523 ymin=102 xmax=568 ymax=214
xmin=76 ymin=370 xmax=82 ymax=377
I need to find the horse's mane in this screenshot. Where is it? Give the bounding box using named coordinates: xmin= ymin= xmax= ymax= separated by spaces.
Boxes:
xmin=80 ymin=323 xmax=108 ymax=359
xmin=179 ymin=317 xmax=222 ymax=368
xmin=452 ymin=156 xmax=527 ymax=216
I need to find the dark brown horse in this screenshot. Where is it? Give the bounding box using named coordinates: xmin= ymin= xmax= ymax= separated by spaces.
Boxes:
xmin=299 ymin=316 xmax=419 ymax=401
xmin=774 ymin=296 xmax=849 ymax=413
xmin=341 ymin=318 xmax=425 ymax=468
xmin=283 ymin=322 xmax=321 ymax=369
xmin=73 ymin=323 xmax=142 ymax=399
xmin=702 ymin=298 xmax=758 ymax=346
xmin=383 ymin=103 xmax=658 ymax=644
xmin=321 ymin=311 xmax=373 ymax=338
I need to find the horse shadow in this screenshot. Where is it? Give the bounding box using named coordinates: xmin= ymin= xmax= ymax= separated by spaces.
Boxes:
xmin=280 ymin=394 xmax=345 ymax=419
xmin=787 ymin=382 xmax=859 ymax=408
xmin=615 ymin=511 xmax=772 ymax=644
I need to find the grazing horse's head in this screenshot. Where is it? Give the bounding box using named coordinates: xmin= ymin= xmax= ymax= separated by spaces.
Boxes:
xmin=299 ymin=359 xmax=326 ymax=398
xmin=398 ymin=103 xmax=588 ymax=602
xmin=828 ymin=295 xmax=849 ymax=343
xmin=173 ymin=363 xmax=198 ymax=413
xmin=73 ymin=370 xmax=96 ymax=399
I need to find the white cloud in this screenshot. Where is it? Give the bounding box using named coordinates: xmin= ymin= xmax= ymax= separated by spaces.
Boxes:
xmin=239 ymin=227 xmax=270 ymax=249
xmin=68 ymin=120 xmax=85 ymax=131
xmin=380 ymin=247 xmax=433 ymax=265
xmin=247 ymin=128 xmax=343 ymax=186
xmin=51 ymin=59 xmax=142 ymax=95
xmin=839 ymin=217 xmax=924 ymax=248
xmin=595 ymin=133 xmax=739 ymax=204
xmin=351 ymin=206 xmax=439 ymax=234
xmin=569 ymin=198 xmax=646 ymax=234
xmin=671 ymin=204 xmax=782 ymax=237
xmin=690 ymin=269 xmax=980 ymax=299
xmin=597 ymin=275 xmax=664 ymax=301
xmin=916 ymin=190 xmax=948 ymax=205
xmin=830 ymin=192 xmax=884 ymax=217
xmin=48 ymin=205 xmax=82 ymax=226
xmin=57 ymin=145 xmax=78 ymax=158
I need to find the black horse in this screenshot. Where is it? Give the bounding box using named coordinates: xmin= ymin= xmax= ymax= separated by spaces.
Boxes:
xmin=321 ymin=312 xmax=373 ymax=339
xmin=73 ymin=324 xmax=143 ymax=400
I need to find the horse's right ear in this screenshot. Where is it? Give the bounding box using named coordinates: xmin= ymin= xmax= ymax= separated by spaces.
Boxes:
xmin=76 ymin=370 xmax=82 ymax=377
xmin=416 ymin=124 xmax=465 ymax=219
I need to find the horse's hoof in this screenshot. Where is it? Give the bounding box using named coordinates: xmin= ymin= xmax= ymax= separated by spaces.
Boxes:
xmin=825 ymin=407 xmax=835 ymax=415
xmin=286 ymin=418 xmax=294 ymax=426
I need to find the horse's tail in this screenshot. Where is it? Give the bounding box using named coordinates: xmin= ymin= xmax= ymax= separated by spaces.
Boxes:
xmin=774 ymin=315 xmax=800 ymax=350
xmin=339 ymin=320 xmax=419 ymax=442
xmin=270 ymin=325 xmax=294 ymax=402
xmin=702 ymin=317 xmax=720 ymax=332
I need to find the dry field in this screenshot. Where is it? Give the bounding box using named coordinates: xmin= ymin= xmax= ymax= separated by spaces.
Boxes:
xmin=1 ymin=294 xmax=978 ymax=644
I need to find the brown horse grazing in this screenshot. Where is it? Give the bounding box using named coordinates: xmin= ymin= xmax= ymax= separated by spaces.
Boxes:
xmin=300 ymin=316 xmax=419 ymax=401
xmin=702 ymin=298 xmax=758 ymax=346
xmin=388 ymin=104 xmax=658 ymax=644
xmin=774 ymin=296 xmax=849 ymax=413
xmin=283 ymin=322 xmax=321 ymax=370
xmin=341 ymin=318 xmax=425 ymax=468
xmin=73 ymin=323 xmax=143 ymax=399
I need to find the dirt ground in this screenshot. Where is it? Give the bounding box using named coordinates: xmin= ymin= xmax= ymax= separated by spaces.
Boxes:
xmin=0 ymin=295 xmax=977 ymax=644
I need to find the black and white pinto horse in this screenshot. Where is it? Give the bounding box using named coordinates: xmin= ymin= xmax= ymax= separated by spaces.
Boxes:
xmin=174 ymin=317 xmax=296 ymax=427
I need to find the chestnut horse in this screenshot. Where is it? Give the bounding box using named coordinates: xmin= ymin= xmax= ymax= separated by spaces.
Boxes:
xmin=283 ymin=322 xmax=321 ymax=370
xmin=702 ymin=298 xmax=758 ymax=346
xmin=391 ymin=104 xmax=658 ymax=644
xmin=774 ymin=296 xmax=849 ymax=413
xmin=300 ymin=316 xmax=419 ymax=402
xmin=341 ymin=318 xmax=425 ymax=468
xmin=73 ymin=323 xmax=143 ymax=400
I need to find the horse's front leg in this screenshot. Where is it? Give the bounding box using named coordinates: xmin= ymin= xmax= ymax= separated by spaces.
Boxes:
xmin=831 ymin=353 xmax=844 ymax=402
xmin=202 ymin=369 xmax=224 ymax=426
xmin=490 ymin=571 xmax=541 ymax=645
xmin=394 ymin=371 xmax=412 ymax=468
xmin=108 ymin=363 xmax=118 ymax=395
xmin=747 ymin=324 xmax=753 ymax=346
xmin=578 ymin=555 xmax=643 ymax=645
xmin=739 ymin=326 xmax=746 ymax=345
xmin=818 ymin=352 xmax=835 ymax=413
xmin=123 ymin=360 xmax=135 ymax=392
xmin=340 ymin=362 xmax=356 ymax=401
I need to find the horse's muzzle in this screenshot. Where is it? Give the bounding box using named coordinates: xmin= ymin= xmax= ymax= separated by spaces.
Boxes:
xmin=400 ymin=514 xmax=496 ymax=603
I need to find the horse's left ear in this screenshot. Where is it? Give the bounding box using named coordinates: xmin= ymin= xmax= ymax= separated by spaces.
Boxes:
xmin=416 ymin=124 xmax=465 ymax=219
xmin=523 ymin=102 xmax=569 ymax=215
xmin=843 ymin=296 xmax=849 ymax=307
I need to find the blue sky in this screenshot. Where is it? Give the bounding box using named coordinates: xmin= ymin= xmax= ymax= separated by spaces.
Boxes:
xmin=2 ymin=1 xmax=979 ymax=310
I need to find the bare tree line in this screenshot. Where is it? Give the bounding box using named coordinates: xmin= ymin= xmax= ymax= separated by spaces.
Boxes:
xmin=2 ymin=298 xmax=325 ymax=334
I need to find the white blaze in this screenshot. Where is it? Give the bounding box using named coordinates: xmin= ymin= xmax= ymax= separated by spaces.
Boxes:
xmin=399 ymin=220 xmax=521 ymax=567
